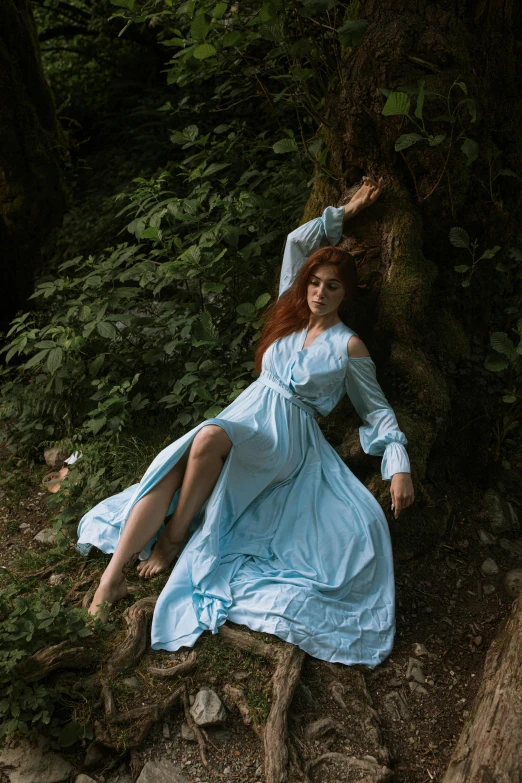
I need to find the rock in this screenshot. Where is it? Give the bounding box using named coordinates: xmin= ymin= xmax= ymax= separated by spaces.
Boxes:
xmin=136 ymin=759 xmax=188 ymax=783
xmin=19 ymin=522 xmax=30 ymax=530
xmin=504 ymin=569 xmax=522 ymax=598
xmin=190 ymin=688 xmax=227 ymax=727
xmin=84 ymin=740 xmax=110 ymax=768
xmin=33 ymin=528 xmax=58 ymax=544
xmin=0 ymin=738 xmax=73 ymax=783
xmin=162 ymin=722 xmax=170 ymax=739
xmin=478 ymin=528 xmax=496 ymax=545
xmin=255 ymin=766 xmax=263 ymax=778
xmin=76 ymin=776 xmax=97 ymax=783
xmin=232 ymin=670 xmax=249 ymax=681
xmin=122 ymin=676 xmax=141 ymax=689
xmin=44 ymin=446 xmax=69 ymax=470
xmin=180 ymin=721 xmax=196 ymax=742
xmin=412 ymin=643 xmax=429 ymax=657
xmin=409 ymin=681 xmax=428 ymax=695
xmin=481 ymin=558 xmax=499 ymax=576
xmin=500 ymin=538 xmax=522 ymax=556
xmin=483 ymin=584 xmax=496 ymax=595
xmin=49 ymin=573 xmax=65 ymax=585
xmin=382 ymin=690 xmax=410 ymax=721
xmin=484 ymin=489 xmax=519 ymax=534
xmin=406 ymin=657 xmax=426 ymax=684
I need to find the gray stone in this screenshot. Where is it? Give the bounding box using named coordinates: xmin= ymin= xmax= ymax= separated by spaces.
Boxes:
xmin=504 ymin=569 xmax=522 ymax=599
xmin=180 ymin=721 xmax=196 ymax=742
xmin=412 ymin=642 xmax=429 ymax=657
xmin=162 ymin=722 xmax=170 ymax=739
xmin=49 ymin=573 xmax=65 ymax=586
xmin=478 ymin=528 xmax=496 ymax=545
xmin=76 ymin=776 xmax=97 ymax=783
xmin=406 ymin=656 xmax=425 ymax=684
xmin=409 ymin=681 xmax=428 ymax=695
xmin=122 ymin=676 xmax=141 ymax=689
xmin=137 ymin=759 xmax=188 ymax=783
xmin=44 ymin=447 xmax=69 ymax=470
xmin=483 ymin=584 xmax=496 ymax=595
xmin=500 ymin=538 xmax=522 ymax=556
xmin=33 ymin=528 xmax=58 ymax=544
xmin=255 ymin=766 xmax=263 ymax=778
xmin=190 ymin=688 xmax=226 ymax=727
xmin=481 ymin=558 xmax=499 ymax=576
xmin=19 ymin=523 xmax=30 ymax=530
xmin=484 ymin=489 xmax=519 ymax=534
xmin=0 ymin=739 xmax=73 ymax=783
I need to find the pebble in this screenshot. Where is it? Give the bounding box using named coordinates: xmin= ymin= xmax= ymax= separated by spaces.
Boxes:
xmin=500 ymin=538 xmax=522 ymax=556
xmin=481 ymin=558 xmax=499 ymax=576
xmin=409 ymin=681 xmax=428 ymax=696
xmin=162 ymin=723 xmax=170 ymax=739
xmin=478 ymin=528 xmax=496 ymax=545
xmin=504 ymin=569 xmax=522 ymax=598
xmin=49 ymin=573 xmax=65 ymax=585
xmin=412 ymin=643 xmax=429 ymax=657
xmin=33 ymin=528 xmax=58 ymax=544
xmin=190 ymin=688 xmax=227 ymax=727
xmin=483 ymin=584 xmax=496 ymax=594
xmin=484 ymin=489 xmax=519 ymax=533
xmin=122 ymin=677 xmax=141 ymax=689
xmin=136 ymin=759 xmax=188 ymax=783
xmin=19 ymin=522 xmax=30 ymax=530
xmin=181 ymin=722 xmax=196 ymax=742
xmin=76 ymin=776 xmax=97 ymax=783
xmin=255 ymin=766 xmax=263 ymax=777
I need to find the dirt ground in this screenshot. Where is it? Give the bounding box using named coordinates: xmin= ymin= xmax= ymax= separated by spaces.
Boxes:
xmin=0 ymin=451 xmax=520 ymax=783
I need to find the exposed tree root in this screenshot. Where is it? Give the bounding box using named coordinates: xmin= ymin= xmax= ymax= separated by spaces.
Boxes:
xmin=148 ymin=649 xmax=198 ymax=678
xmin=16 ymin=640 xmax=92 ymax=683
xmin=306 ymin=752 xmax=392 ymax=782
xmin=106 ymin=596 xmax=156 ymax=675
xmin=304 ymin=716 xmax=348 ymax=741
xmin=182 ymin=684 xmax=210 ymax=768
xmin=264 ymin=645 xmax=306 ymax=783
xmin=223 ymin=683 xmax=263 ymax=736
xmin=218 ymin=623 xmax=279 ymax=660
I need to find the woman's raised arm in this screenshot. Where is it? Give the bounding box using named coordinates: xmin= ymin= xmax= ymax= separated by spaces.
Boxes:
xmin=278 ymin=176 xmax=383 ymax=298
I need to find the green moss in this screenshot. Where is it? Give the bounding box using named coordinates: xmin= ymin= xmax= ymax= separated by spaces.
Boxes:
xmin=428 ymin=308 xmax=470 ymax=362
xmin=390 ymin=342 xmax=450 ymax=417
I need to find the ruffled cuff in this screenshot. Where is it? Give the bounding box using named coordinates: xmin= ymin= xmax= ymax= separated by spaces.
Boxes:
xmin=321 ymin=205 xmax=345 ymax=245
xmin=381 ymin=442 xmax=411 ymax=481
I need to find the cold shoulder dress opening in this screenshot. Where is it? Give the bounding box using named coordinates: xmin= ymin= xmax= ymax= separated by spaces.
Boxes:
xmin=77 ymin=205 xmax=411 ymax=669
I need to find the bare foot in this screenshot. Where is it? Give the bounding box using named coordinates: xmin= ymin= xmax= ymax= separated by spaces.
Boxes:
xmin=88 ymin=577 xmax=128 ymax=621
xmin=136 ymin=532 xmax=184 ymax=578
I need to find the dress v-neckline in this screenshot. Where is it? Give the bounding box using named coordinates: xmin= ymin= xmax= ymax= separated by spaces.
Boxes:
xmin=300 ymin=321 xmax=342 ymax=352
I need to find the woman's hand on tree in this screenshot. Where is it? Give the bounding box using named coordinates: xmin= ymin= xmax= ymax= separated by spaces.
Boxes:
xmin=344 ymin=176 xmax=383 ymax=219
xmin=390 ymin=472 xmax=414 ymax=519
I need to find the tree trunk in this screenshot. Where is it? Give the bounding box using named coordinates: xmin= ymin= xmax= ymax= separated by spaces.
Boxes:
xmin=442 ymin=592 xmax=522 ymax=782
xmin=0 ymin=0 xmax=66 ymax=330
xmin=309 ymin=0 xmax=522 ymax=557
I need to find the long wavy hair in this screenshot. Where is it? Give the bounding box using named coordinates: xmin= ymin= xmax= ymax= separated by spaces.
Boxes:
xmin=254 ymin=245 xmax=357 ymax=373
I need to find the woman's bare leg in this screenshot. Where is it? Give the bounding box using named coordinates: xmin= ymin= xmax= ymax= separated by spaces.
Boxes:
xmin=88 ymin=425 xmax=232 ymax=613
xmin=88 ymin=452 xmax=189 ymax=615
xmin=137 ymin=425 xmax=232 ymax=578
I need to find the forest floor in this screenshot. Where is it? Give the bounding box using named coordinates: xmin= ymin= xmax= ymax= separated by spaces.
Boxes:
xmin=0 ymin=448 xmax=520 ymax=783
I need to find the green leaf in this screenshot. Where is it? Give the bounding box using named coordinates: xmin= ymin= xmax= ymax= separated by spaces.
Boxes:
xmin=273 ymin=138 xmax=298 ymax=154
xmin=178 ymin=413 xmax=192 ymax=426
xmin=498 ymin=168 xmax=519 ymax=178
xmin=213 ymin=2 xmax=227 ymax=19
xmin=202 ymin=282 xmax=225 ymax=294
xmin=237 ymin=302 xmax=256 ymax=317
xmin=190 ymin=14 xmax=209 ymax=41
xmin=484 ymin=353 xmax=509 ymax=372
xmin=46 ymin=347 xmax=63 ymax=374
xmin=59 ymin=721 xmax=82 ymax=748
xmin=456 ymin=81 xmax=468 ymax=94
xmin=478 ymin=246 xmax=501 ymax=261
xmin=460 ymin=98 xmax=477 ymax=122
xmin=454 ymin=265 xmax=470 ymax=273
xmin=223 ymin=30 xmax=241 ymax=47
xmin=414 ymin=80 xmax=425 ymax=119
xmin=503 ymin=395 xmax=517 ymax=403
xmin=428 ymin=134 xmax=446 ymax=147
xmin=461 ymin=138 xmax=478 ymax=166
xmin=490 ymin=331 xmax=515 ymax=356
xmin=193 ymin=43 xmax=217 ymax=60
xmin=337 ymin=19 xmax=369 ymax=47
xmin=179 ymin=374 xmax=199 ymax=386
xmin=88 ymin=416 xmax=107 ymax=435
xmin=110 ymin=0 xmax=135 ymax=8
xmin=449 ymin=227 xmax=470 ymax=249
xmin=461 ymin=279 xmax=471 ymax=288
xmin=139 ymin=226 xmax=160 ymax=240
xmin=24 ymin=349 xmax=50 ymax=369
xmin=382 ymin=92 xmax=410 ymax=117
xmin=204 ymin=405 xmax=223 ymax=419
xmin=97 ymin=322 xmax=117 ymax=339
xmin=394 ymin=133 xmax=422 ymax=151
xmin=89 ymin=354 xmax=105 ymax=377
xmin=255 ymin=293 xmax=271 ymax=310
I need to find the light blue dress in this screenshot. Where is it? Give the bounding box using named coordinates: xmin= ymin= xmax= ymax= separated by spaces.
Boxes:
xmin=77 ymin=205 xmax=410 ymax=668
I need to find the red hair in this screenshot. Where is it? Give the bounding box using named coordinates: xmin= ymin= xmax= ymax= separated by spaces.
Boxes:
xmin=254 ymin=245 xmax=357 ymax=373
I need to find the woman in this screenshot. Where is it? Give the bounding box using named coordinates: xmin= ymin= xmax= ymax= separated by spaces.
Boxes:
xmin=78 ymin=176 xmax=414 ymax=667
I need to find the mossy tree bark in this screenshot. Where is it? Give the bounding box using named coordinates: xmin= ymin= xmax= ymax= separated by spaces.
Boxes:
xmin=0 ymin=0 xmax=66 ymax=331
xmin=311 ymin=0 xmax=522 ymax=557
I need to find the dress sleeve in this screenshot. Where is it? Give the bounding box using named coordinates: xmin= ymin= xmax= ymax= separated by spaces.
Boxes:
xmin=345 ymin=357 xmax=411 ymax=481
xmin=278 ymin=205 xmax=345 ymax=298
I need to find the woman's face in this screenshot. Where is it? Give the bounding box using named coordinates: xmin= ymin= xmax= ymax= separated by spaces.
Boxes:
xmin=306 ymin=264 xmax=345 ymax=317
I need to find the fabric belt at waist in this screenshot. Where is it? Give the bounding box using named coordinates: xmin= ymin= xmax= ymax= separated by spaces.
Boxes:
xmin=257 ymin=372 xmax=317 ymax=417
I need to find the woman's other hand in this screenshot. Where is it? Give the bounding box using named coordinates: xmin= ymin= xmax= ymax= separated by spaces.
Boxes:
xmin=390 ymin=472 xmax=414 ymax=519
xmin=344 ymin=176 xmax=383 ymax=219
